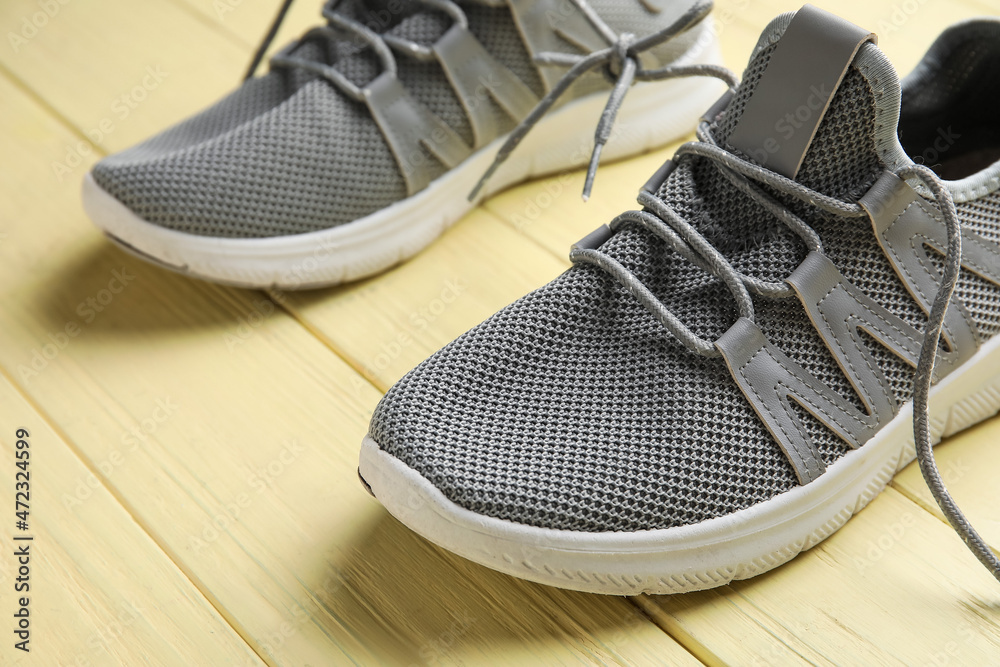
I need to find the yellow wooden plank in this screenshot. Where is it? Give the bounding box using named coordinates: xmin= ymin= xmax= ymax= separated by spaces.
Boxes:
xmin=0 ymin=70 xmax=377 ymax=667
xmin=634 ymin=590 xmax=831 ymax=667
xmin=968 ymin=0 xmax=998 ymax=15
xmin=169 ymin=0 xmax=322 ymax=57
xmin=644 ymin=489 xmax=1000 ymax=665
xmin=0 ymin=62 xmax=702 ymax=667
xmin=326 ymin=515 xmax=703 ymax=666
xmin=0 ymin=374 xmax=264 ymax=666
xmin=0 ymin=0 xmax=248 ymax=153
xmin=5 ymin=0 xmax=998 ymax=663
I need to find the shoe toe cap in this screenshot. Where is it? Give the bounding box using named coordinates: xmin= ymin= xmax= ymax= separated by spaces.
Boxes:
xmin=89 ymin=80 xmax=408 ymax=238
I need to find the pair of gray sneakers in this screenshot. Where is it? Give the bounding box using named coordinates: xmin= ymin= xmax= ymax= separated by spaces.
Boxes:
xmin=85 ymin=1 xmax=1000 ymax=593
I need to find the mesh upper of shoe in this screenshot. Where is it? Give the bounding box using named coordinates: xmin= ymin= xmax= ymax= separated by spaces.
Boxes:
xmin=91 ymin=1 xmax=686 ymax=239
xmin=369 ymin=15 xmax=1000 ymax=533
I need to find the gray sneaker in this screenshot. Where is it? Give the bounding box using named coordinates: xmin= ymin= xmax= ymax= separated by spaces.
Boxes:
xmin=359 ymin=5 xmax=1000 ymax=594
xmin=82 ymin=0 xmax=724 ymax=289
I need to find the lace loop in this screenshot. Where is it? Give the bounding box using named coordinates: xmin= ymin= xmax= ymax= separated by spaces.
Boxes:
xmin=268 ymin=4 xmax=400 ymax=101
xmin=570 ymin=246 xmax=723 ymax=358
xmin=248 ymin=0 xmax=469 ymax=95
xmin=638 ymin=190 xmax=757 ymax=320
xmin=674 ymin=142 xmax=868 ymax=218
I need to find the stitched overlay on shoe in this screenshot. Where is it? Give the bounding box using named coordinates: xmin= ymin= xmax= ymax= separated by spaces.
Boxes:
xmin=718 ymin=252 xmax=926 ymax=483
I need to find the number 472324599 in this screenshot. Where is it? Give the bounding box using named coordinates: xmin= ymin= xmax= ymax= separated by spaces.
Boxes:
xmin=15 ymin=429 xmax=29 ymax=530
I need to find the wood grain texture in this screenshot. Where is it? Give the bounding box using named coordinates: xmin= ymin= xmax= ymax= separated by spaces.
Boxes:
xmin=893 ymin=416 xmax=1000 ymax=553
xmin=1 ymin=0 xmax=999 ymax=664
xmin=0 ymin=0 xmax=248 ymax=153
xmin=169 ymin=0 xmax=324 ymax=57
xmin=0 ymin=374 xmax=265 ymax=666
xmin=643 ymin=489 xmax=1000 ymax=666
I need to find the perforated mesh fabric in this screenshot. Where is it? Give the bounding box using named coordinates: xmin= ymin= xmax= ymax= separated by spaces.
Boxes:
xmin=95 ymin=79 xmax=408 ymax=238
xmin=91 ymin=7 xmax=488 ymax=237
xmin=99 ymin=43 xmax=325 ymax=160
xmin=94 ymin=1 xmax=684 ymax=238
xmin=957 ymin=269 xmax=1000 ymax=342
xmin=953 ymin=192 xmax=1000 ymax=339
xmin=370 ymin=15 xmax=1000 ymax=532
xmin=370 ymin=263 xmax=802 ymax=532
xmin=958 ymin=192 xmax=1000 ymax=246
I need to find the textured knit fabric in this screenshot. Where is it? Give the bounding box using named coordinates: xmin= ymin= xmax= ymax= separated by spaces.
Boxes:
xmin=91 ymin=0 xmax=689 ymax=239
xmin=369 ymin=16 xmax=1000 ymax=532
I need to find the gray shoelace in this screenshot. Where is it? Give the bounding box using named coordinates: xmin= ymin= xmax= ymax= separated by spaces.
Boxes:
xmin=246 ymin=0 xmax=734 ymax=201
xmin=574 ymin=125 xmax=1000 ymax=583
xmin=469 ymin=0 xmax=736 ymax=201
xmin=246 ymin=0 xmax=429 ymax=101
xmin=245 ymin=0 xmax=297 ymax=81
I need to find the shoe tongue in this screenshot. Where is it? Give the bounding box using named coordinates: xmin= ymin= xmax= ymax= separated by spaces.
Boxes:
xmin=641 ymin=4 xmax=900 ymax=254
xmin=707 ymin=5 xmax=898 ymax=199
xmin=721 ymin=5 xmax=877 ymax=182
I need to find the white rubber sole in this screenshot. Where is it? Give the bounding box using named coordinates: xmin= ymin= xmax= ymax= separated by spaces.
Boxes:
xmin=82 ymin=25 xmax=724 ymax=290
xmin=358 ymin=334 xmax=1000 ymax=595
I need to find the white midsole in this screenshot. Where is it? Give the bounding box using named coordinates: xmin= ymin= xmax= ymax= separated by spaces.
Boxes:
xmin=82 ymin=23 xmax=725 ymax=289
xmin=359 ymin=334 xmax=1000 ymax=595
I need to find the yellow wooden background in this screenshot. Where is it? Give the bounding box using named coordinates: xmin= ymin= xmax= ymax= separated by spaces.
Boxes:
xmin=0 ymin=0 xmax=999 ymax=664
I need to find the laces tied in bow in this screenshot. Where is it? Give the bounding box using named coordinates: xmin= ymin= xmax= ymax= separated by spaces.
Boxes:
xmin=468 ymin=0 xmax=736 ymax=202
